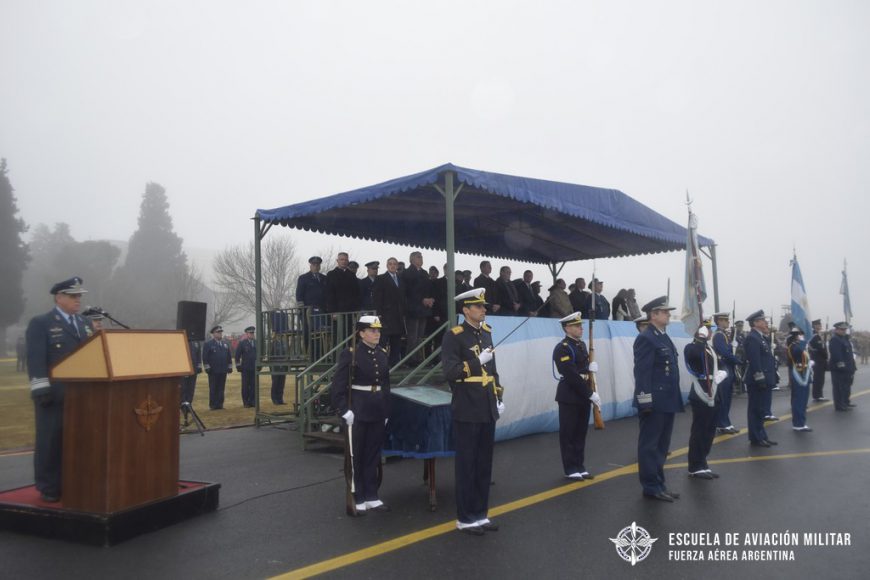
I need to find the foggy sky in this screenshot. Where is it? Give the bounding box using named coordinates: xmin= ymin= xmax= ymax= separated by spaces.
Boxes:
xmin=1 ymin=0 xmax=867 ymax=328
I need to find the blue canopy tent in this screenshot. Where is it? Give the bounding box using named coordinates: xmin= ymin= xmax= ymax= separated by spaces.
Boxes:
xmin=254 ymin=163 xmax=718 ymax=324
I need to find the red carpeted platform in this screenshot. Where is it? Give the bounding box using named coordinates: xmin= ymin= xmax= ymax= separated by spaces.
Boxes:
xmin=0 ymin=480 xmax=220 ymax=546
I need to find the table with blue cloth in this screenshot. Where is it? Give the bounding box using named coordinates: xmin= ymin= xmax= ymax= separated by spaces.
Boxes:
xmin=383 ymin=386 xmax=454 ymax=510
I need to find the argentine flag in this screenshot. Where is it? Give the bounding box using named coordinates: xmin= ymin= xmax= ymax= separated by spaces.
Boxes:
xmin=790 ymin=256 xmax=811 ymax=338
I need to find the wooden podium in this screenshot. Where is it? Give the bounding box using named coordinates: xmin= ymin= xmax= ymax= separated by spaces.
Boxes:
xmin=51 ymin=329 xmax=193 ymax=513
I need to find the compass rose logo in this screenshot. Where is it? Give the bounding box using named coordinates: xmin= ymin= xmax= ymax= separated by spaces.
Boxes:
xmin=610 ymin=521 xmax=658 ymax=566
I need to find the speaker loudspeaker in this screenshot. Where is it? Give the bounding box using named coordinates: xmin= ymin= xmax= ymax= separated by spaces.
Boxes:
xmin=176 ymin=301 xmax=207 ymax=342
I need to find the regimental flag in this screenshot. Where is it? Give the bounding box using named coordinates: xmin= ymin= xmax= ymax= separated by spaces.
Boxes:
xmin=841 ymin=260 xmax=853 ymax=324
xmin=790 ymin=254 xmax=811 ymax=338
xmin=681 ymin=209 xmax=706 ymax=334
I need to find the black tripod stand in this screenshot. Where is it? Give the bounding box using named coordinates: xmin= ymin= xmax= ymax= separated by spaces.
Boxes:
xmin=181 ymin=401 xmax=206 ymax=436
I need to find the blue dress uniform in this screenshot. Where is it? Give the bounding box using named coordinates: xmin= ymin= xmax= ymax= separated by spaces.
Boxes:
xmin=632 ymin=297 xmax=682 ymax=499
xmin=203 ymin=327 xmax=233 ymax=409
xmin=808 ymin=321 xmax=828 ymax=401
xmin=25 ymin=277 xmax=92 ymax=500
xmin=235 ymin=327 xmax=257 ymax=407
xmin=685 ymin=335 xmax=721 ymax=476
xmin=787 ymin=332 xmax=812 ymax=429
xmin=553 ymin=323 xmax=594 ymax=477
xmin=829 ymin=323 xmax=857 ymax=411
xmin=295 ymin=260 xmax=327 ymax=310
xmin=181 ymin=340 xmax=202 ymax=405
xmin=442 ymin=288 xmax=502 ymax=530
xmin=331 ymin=324 xmax=391 ymax=508
xmin=270 ymin=335 xmax=288 ymax=405
xmin=712 ymin=321 xmax=740 ymax=432
xmin=744 ymin=313 xmax=778 ymax=445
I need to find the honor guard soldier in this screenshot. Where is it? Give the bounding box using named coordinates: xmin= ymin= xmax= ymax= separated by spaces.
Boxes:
xmin=808 ymin=319 xmax=829 ymax=401
xmin=25 ymin=276 xmax=92 ymax=502
xmin=786 ymin=327 xmax=813 ymax=431
xmin=553 ymin=312 xmax=600 ymax=480
xmin=632 ymin=296 xmax=682 ymax=502
xmin=331 ymin=316 xmax=391 ymax=514
xmin=685 ymin=326 xmax=727 ymax=479
xmin=712 ymin=312 xmax=741 ymax=434
xmin=203 ymin=326 xmax=233 ymax=410
xmin=442 ymin=288 xmax=504 ymax=535
xmin=829 ymin=322 xmax=857 ymax=411
xmin=744 ymin=310 xmax=779 ymax=446
xmin=235 ymin=326 xmax=257 ymax=408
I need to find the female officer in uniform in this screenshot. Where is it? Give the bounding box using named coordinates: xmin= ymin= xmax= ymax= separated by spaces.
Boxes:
xmin=331 ymin=315 xmax=391 ymax=514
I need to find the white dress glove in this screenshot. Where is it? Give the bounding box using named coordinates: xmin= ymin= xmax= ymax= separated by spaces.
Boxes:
xmin=496 ymin=401 xmax=505 ymax=416
xmin=478 ymin=347 xmax=494 ymax=365
xmin=809 ymin=360 xmax=815 ymax=368
xmin=589 ymin=392 xmax=601 ymax=407
xmin=714 ymin=370 xmax=728 ymax=385
xmin=342 ymin=410 xmax=354 ymax=426
xmin=588 ymin=361 xmax=599 ymax=373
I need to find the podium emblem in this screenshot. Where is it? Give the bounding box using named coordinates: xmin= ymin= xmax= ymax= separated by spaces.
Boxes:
xmin=135 ymin=395 xmax=164 ymax=431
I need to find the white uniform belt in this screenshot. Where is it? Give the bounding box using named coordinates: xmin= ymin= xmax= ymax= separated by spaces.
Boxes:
xmin=351 ymin=384 xmax=381 ymax=392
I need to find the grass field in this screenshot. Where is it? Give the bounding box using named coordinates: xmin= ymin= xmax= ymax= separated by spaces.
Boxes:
xmin=0 ymin=359 xmax=296 ymax=452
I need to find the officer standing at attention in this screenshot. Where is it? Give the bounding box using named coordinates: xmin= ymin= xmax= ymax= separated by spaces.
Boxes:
xmin=829 ymin=321 xmax=857 ymax=411
xmin=26 ymin=276 xmax=92 ymax=502
xmin=808 ymin=319 xmax=829 ymax=402
xmin=744 ymin=310 xmax=779 ymax=446
xmin=712 ymin=312 xmax=741 ymax=435
xmin=685 ymin=326 xmax=727 ymax=479
xmin=442 ymin=288 xmax=504 ymax=535
xmin=553 ymin=312 xmax=600 ymax=480
xmin=235 ymin=326 xmax=257 ymax=408
xmin=331 ymin=315 xmax=391 ymax=514
xmin=786 ymin=327 xmax=813 ymax=431
xmin=203 ymin=325 xmax=233 ymax=410
xmin=296 ymin=256 xmax=327 ymax=311
xmin=359 ymin=261 xmax=379 ymax=310
xmin=632 ymin=296 xmax=682 ymax=502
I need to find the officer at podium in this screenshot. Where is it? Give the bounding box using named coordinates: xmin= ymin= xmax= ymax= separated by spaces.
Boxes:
xmin=25 ymin=277 xmax=92 ymax=503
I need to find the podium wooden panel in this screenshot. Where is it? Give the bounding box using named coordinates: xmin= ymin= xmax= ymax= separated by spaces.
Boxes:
xmin=51 ymin=330 xmax=193 ymax=514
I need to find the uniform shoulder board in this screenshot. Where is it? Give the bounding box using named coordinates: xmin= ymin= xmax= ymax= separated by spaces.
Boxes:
xmin=481 ymin=322 xmax=492 ymax=333
xmin=451 ymin=326 xmax=464 ymax=335
xmin=561 ymin=341 xmax=569 ymax=347
xmin=348 ymin=347 xmax=354 ymax=352
xmin=380 ymin=346 xmax=388 ymax=353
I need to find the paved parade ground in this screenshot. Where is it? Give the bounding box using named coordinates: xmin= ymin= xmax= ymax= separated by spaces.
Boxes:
xmin=1 ymin=367 xmax=868 ymax=580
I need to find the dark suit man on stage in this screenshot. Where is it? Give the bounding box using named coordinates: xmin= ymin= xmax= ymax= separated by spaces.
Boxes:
xmin=373 ymin=257 xmax=406 ymax=366
xmin=633 ymin=296 xmax=682 ymax=502
xmin=26 ymin=276 xmax=92 ymax=502
xmin=442 ymin=288 xmax=504 ymax=535
xmin=553 ymin=312 xmax=600 ymax=480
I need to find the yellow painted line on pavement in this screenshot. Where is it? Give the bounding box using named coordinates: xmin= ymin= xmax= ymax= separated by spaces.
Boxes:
xmin=275 ymin=387 xmax=870 ymax=579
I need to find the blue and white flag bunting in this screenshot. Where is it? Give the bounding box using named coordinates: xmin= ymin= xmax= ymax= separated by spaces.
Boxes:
xmin=790 ymin=255 xmax=811 ymax=338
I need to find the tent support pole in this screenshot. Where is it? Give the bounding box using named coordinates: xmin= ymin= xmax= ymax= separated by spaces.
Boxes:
xmin=444 ymin=171 xmax=457 ymax=325
xmin=254 ymin=216 xmax=264 ymax=421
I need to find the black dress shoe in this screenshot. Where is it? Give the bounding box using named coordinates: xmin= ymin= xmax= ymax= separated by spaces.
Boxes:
xmin=480 ymin=521 xmax=499 ymax=532
xmin=370 ymin=503 xmax=391 ymax=512
xmin=751 ymin=440 xmax=771 ymax=447
xmin=459 ymin=526 xmax=485 ymax=536
xmin=644 ymin=492 xmax=674 ymax=502
xmin=580 ymin=472 xmax=595 ymax=480
xmin=847 ymin=403 xmax=857 ymax=407
xmin=765 ymin=440 xmax=778 ymax=445
xmin=40 ymin=493 xmax=60 ymax=503
xmin=707 ymin=470 xmax=720 ymax=478
xmin=664 ymin=491 xmax=680 ymax=499
xmin=689 ymin=471 xmax=714 ymax=480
